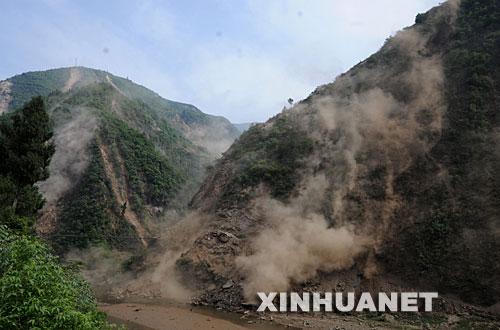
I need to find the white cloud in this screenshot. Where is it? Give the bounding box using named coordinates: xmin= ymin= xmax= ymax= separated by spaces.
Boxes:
xmin=132 ymin=0 xmax=177 ymax=44
xmin=182 ymin=0 xmax=442 ymax=122
xmin=246 ymin=0 xmax=439 ymax=66
xmin=185 ymin=46 xmax=313 ymax=122
xmin=3 ymin=2 xmax=183 ymax=101
xmin=1 ymin=0 xmax=443 ymax=123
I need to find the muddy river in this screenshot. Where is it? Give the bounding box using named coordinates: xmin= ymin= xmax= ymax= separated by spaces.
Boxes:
xmin=100 ymin=302 xmax=290 ymax=330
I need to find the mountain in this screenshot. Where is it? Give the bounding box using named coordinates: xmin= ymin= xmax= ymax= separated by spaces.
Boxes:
xmin=0 ymin=67 xmax=240 ymax=251
xmin=232 ymin=122 xmax=255 ymax=133
xmin=176 ymin=0 xmax=500 ymax=311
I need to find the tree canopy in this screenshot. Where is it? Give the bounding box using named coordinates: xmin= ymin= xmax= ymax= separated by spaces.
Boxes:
xmin=0 ymin=96 xmax=55 ymax=233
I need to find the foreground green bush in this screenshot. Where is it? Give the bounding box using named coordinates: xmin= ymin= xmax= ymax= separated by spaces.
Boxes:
xmin=0 ymin=226 xmax=113 ymax=329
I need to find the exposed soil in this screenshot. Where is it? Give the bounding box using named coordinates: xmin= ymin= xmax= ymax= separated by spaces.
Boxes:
xmin=98 ymin=140 xmax=148 ymax=246
xmin=106 ymin=74 xmax=126 ymax=96
xmin=0 ymin=80 xmax=12 ymax=114
xmin=63 ymin=67 xmax=81 ymax=92
xmin=36 ymin=202 xmax=59 ymax=236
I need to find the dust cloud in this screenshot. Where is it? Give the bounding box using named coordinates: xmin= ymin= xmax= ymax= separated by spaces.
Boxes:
xmin=309 ymin=25 xmax=446 ymax=235
xmin=235 ymin=7 xmax=454 ymax=298
xmin=236 ymin=184 xmax=371 ymax=300
xmin=38 ymin=110 xmax=98 ymax=203
xmin=66 ymin=212 xmax=206 ymax=303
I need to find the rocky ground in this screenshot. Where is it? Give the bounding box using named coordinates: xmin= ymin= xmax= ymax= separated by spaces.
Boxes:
xmin=192 ymin=296 xmax=500 ymax=329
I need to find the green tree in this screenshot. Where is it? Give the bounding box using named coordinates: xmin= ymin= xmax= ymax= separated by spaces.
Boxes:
xmin=0 ymin=96 xmax=55 ymax=232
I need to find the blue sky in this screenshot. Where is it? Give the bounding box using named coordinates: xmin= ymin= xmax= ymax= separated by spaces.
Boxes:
xmin=0 ymin=0 xmax=442 ymax=122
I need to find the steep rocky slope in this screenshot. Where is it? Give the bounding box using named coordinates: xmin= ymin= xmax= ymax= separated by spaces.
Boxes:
xmin=0 ymin=67 xmax=240 ymax=251
xmin=177 ymin=0 xmax=500 ymax=310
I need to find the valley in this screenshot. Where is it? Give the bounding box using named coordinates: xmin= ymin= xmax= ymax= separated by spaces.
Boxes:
xmin=1 ymin=0 xmax=500 ymax=329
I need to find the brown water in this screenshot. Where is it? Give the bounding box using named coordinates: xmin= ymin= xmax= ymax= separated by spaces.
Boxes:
xmin=100 ymin=302 xmax=291 ymax=330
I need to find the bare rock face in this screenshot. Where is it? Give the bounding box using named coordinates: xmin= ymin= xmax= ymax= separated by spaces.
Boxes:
xmin=190 ymin=159 xmax=236 ymax=212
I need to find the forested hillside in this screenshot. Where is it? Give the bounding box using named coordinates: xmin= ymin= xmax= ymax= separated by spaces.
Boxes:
xmin=0 ymin=67 xmax=240 ymax=251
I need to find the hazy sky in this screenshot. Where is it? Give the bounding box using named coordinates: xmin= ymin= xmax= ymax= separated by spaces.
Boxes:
xmin=0 ymin=0 xmax=442 ymax=122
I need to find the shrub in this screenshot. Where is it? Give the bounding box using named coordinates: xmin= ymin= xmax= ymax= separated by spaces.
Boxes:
xmin=0 ymin=226 xmax=114 ymax=329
